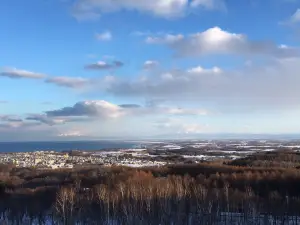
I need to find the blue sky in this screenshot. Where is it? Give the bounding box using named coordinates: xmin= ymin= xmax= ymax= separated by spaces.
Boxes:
xmin=1 ymin=0 xmax=300 ymax=141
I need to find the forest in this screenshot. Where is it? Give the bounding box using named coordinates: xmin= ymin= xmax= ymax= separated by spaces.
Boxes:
xmin=1 ymin=150 xmax=300 ymax=224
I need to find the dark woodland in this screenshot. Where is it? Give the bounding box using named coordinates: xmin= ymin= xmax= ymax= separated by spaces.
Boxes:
xmin=1 ymin=150 xmax=300 ymax=224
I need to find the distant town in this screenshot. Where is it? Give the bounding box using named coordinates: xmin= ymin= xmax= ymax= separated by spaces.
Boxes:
xmin=1 ymin=139 xmax=300 ymax=169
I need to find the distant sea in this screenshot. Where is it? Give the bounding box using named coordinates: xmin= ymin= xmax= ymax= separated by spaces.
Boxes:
xmin=0 ymin=141 xmax=138 ymax=153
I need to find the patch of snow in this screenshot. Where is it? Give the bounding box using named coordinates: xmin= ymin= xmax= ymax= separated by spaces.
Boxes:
xmin=162 ymin=145 xmax=182 ymax=150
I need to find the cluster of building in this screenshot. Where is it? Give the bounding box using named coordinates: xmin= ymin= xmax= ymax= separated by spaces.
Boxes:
xmin=0 ymin=151 xmax=74 ymax=169
xmin=1 ymin=140 xmax=300 ymax=170
xmin=0 ymin=149 xmax=167 ymax=169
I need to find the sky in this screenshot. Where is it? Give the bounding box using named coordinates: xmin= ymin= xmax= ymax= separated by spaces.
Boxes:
xmin=1 ymin=0 xmax=300 ymax=141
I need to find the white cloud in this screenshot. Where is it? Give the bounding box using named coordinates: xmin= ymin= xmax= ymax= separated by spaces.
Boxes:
xmin=0 ymin=115 xmax=22 ymax=122
xmin=146 ymin=27 xmax=299 ymax=58
xmin=45 ymin=77 xmax=90 ymax=88
xmin=290 ymin=9 xmax=300 ymax=23
xmin=46 ymin=100 xmax=125 ymax=119
xmin=0 ymin=119 xmax=41 ymax=129
xmin=280 ymin=9 xmax=300 ymax=26
xmin=180 ymin=124 xmax=207 ymax=134
xmin=71 ymin=0 xmax=228 ymax=21
xmin=58 ymin=130 xmax=84 ymax=137
xmin=105 ymin=58 xmax=300 ymax=112
xmin=0 ymin=123 xmax=31 ymax=129
xmin=96 ymin=31 xmax=112 ymax=41
xmin=165 ymin=107 xmax=208 ymax=116
xmin=26 ymin=114 xmax=66 ymax=126
xmin=154 ymin=118 xmax=208 ymax=134
xmin=187 ymin=66 xmax=222 ymax=74
xmin=143 ymin=60 xmax=159 ymax=69
xmin=145 ymin=34 xmax=184 ymax=44
xmin=131 ymin=30 xmax=174 ymax=38
xmin=85 ymin=60 xmax=124 ymax=70
xmin=0 ymin=67 xmax=46 ymax=79
xmin=190 ymin=0 xmax=226 ymax=11
xmin=71 ymin=0 xmax=189 ymax=20
xmin=45 ymin=100 xmax=208 ymax=120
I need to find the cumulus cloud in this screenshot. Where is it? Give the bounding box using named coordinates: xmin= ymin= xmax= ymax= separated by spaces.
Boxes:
xmin=105 ymin=58 xmax=300 ymax=112
xmin=96 ymin=31 xmax=112 ymax=41
xmin=146 ymin=27 xmax=299 ymax=58
xmin=71 ymin=0 xmax=189 ymax=21
xmin=0 ymin=68 xmax=46 ymax=79
xmin=46 ymin=100 xmax=125 ymax=119
xmin=0 ymin=100 xmax=209 ymax=141
xmin=43 ymin=100 xmax=208 ymax=123
xmin=85 ymin=61 xmax=124 ymax=70
xmin=190 ymin=0 xmax=226 ymax=11
xmin=45 ymin=77 xmax=90 ymax=88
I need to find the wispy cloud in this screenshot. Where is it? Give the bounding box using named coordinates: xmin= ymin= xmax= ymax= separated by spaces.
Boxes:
xmin=190 ymin=0 xmax=226 ymax=11
xmin=26 ymin=114 xmax=66 ymax=126
xmin=71 ymin=0 xmax=189 ymax=21
xmin=45 ymin=76 xmax=90 ymax=88
xmin=0 ymin=67 xmax=46 ymax=79
xmin=41 ymin=101 xmax=52 ymax=105
xmin=154 ymin=118 xmax=209 ymax=134
xmin=143 ymin=60 xmax=159 ymax=69
xmin=0 ymin=115 xmax=23 ymax=123
xmin=288 ymin=9 xmax=300 ymax=24
xmin=85 ymin=60 xmax=124 ymax=70
xmin=145 ymin=34 xmax=184 ymax=44
xmin=96 ymin=31 xmax=112 ymax=41
xmin=280 ymin=8 xmax=300 ymax=26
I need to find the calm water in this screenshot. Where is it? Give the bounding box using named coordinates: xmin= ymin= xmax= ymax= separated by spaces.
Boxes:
xmin=0 ymin=141 xmax=137 ymax=152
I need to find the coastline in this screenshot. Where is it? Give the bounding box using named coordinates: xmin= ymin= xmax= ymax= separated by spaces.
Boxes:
xmin=0 ymin=140 xmax=139 ymax=153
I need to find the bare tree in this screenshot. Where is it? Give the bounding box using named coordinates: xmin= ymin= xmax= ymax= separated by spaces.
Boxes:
xmin=55 ymin=187 xmax=76 ymax=225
